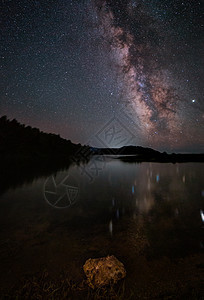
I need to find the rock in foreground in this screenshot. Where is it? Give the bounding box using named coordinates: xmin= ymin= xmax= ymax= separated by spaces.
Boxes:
xmin=83 ymin=255 xmax=126 ymax=288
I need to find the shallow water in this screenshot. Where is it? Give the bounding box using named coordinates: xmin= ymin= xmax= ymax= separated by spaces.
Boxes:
xmin=0 ymin=157 xmax=203 ymax=296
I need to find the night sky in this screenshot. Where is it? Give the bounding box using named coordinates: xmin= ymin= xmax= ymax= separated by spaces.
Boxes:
xmin=1 ymin=0 xmax=204 ymax=152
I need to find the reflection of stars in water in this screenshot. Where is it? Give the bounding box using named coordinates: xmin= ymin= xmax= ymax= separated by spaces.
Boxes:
xmin=200 ymin=210 xmax=204 ymax=223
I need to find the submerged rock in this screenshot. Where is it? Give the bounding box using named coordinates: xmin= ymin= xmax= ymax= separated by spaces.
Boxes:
xmin=83 ymin=255 xmax=126 ymax=288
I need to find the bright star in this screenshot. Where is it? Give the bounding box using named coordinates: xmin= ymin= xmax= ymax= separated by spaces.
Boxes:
xmin=192 ymin=99 xmax=196 ymax=103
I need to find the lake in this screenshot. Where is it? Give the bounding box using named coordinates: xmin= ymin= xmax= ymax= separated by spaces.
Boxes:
xmin=0 ymin=156 xmax=203 ymax=298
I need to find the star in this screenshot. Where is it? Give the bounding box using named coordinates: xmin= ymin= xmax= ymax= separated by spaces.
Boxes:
xmin=0 ymin=0 xmax=203 ymax=152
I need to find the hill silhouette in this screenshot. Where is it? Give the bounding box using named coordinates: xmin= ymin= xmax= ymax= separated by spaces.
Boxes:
xmin=92 ymin=145 xmax=161 ymax=156
xmin=0 ymin=116 xmax=203 ymax=166
xmin=0 ymin=115 xmax=86 ymax=164
xmin=0 ymin=116 xmax=89 ymax=195
xmin=93 ymin=146 xmax=204 ymax=162
xmin=0 ymin=116 xmax=203 ymax=195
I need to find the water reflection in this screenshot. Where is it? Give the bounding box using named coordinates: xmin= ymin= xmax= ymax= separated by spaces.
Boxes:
xmin=200 ymin=210 xmax=204 ymax=223
xmin=0 ymin=158 xmax=203 ymax=292
xmin=43 ymin=173 xmax=79 ymax=209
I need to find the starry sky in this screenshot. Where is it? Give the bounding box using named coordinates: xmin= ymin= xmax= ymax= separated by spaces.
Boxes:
xmin=1 ymin=0 xmax=204 ymax=152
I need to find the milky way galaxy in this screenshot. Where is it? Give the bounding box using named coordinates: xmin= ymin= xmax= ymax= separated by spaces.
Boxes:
xmin=93 ymin=0 xmax=203 ymax=150
xmin=1 ymin=0 xmax=203 ymax=152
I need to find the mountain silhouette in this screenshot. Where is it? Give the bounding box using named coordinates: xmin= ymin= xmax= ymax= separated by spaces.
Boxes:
xmin=0 ymin=116 xmax=203 ymax=166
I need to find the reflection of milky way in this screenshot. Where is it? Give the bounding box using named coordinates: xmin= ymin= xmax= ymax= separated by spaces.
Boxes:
xmin=94 ymin=1 xmax=197 ymax=148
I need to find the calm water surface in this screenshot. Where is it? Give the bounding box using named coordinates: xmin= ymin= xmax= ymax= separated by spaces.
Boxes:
xmin=0 ymin=157 xmax=203 ymax=296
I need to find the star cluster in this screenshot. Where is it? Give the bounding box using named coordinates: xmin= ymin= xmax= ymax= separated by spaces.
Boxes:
xmin=1 ymin=0 xmax=203 ymax=151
